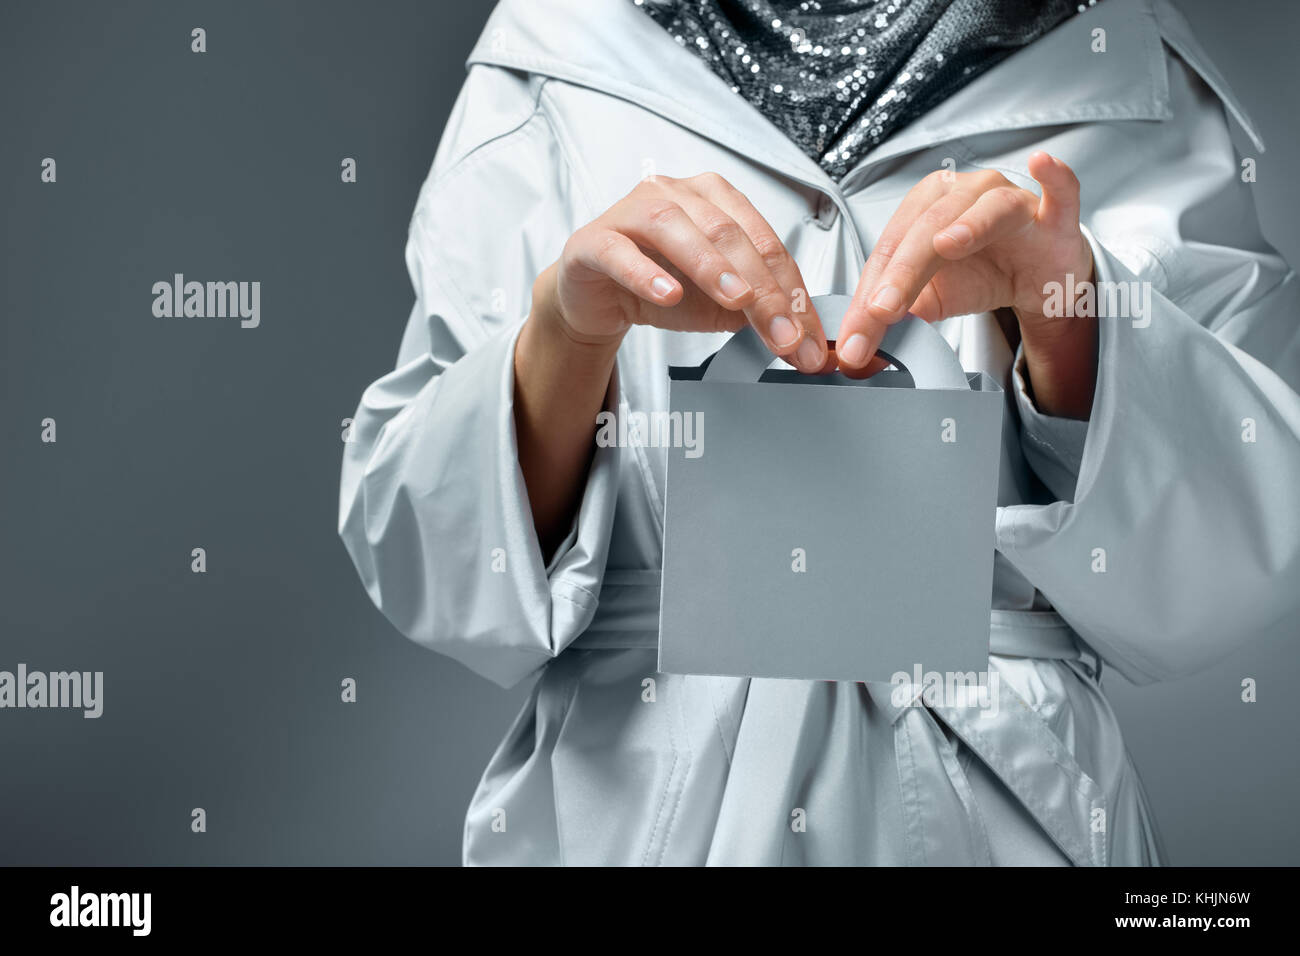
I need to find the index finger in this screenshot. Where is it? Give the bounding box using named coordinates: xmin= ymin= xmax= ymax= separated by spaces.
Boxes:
xmin=837 ymin=173 xmax=951 ymax=370
xmin=685 ymin=173 xmax=830 ymax=373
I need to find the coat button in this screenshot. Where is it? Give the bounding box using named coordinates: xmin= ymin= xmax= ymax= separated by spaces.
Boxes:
xmin=814 ymin=193 xmax=838 ymax=229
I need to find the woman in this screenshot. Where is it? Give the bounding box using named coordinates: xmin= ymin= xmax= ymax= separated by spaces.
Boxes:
xmin=339 ymin=0 xmax=1300 ymax=865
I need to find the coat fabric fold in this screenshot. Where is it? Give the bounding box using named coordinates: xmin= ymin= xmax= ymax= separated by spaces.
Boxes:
xmin=338 ymin=0 xmax=1297 ymax=865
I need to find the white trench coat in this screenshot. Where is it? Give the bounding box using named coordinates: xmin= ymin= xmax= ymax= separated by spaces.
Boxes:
xmin=338 ymin=0 xmax=1300 ymax=865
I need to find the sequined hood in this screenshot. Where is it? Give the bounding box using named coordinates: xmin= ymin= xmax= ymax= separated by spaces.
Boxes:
xmin=635 ymin=0 xmax=1097 ymax=180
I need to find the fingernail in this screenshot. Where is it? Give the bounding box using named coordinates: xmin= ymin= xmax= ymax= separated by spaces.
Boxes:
xmin=871 ymin=285 xmax=902 ymax=314
xmin=796 ymin=338 xmax=823 ymax=371
xmin=651 ymin=276 xmax=675 ymax=298
xmin=938 ymin=223 xmax=973 ymax=246
xmin=719 ymin=272 xmax=749 ymax=299
xmin=769 ymin=315 xmax=799 ymax=348
xmin=839 ymin=333 xmax=870 ymax=367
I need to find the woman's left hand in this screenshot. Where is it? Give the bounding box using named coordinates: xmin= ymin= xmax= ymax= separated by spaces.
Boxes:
xmin=835 ymin=151 xmax=1098 ymax=419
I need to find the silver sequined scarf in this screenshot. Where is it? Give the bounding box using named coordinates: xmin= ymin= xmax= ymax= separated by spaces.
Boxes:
xmin=638 ymin=0 xmax=1100 ymax=180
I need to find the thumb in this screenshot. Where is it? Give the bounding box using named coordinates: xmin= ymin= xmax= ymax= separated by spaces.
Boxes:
xmin=1028 ymin=150 xmax=1082 ymax=233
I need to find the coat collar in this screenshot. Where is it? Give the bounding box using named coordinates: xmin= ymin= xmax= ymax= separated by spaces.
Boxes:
xmin=467 ymin=0 xmax=1187 ymax=193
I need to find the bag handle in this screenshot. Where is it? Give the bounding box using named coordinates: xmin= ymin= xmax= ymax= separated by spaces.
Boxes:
xmin=700 ymin=294 xmax=970 ymax=390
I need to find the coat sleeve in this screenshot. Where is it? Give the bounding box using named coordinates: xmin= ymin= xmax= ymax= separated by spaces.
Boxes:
xmin=995 ymin=49 xmax=1300 ymax=684
xmin=337 ymin=66 xmax=622 ymax=688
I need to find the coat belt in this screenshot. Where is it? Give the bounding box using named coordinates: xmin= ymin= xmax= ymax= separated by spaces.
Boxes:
xmin=570 ymin=569 xmax=1097 ymax=668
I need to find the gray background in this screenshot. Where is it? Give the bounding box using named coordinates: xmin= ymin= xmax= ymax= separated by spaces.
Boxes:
xmin=0 ymin=0 xmax=1295 ymax=865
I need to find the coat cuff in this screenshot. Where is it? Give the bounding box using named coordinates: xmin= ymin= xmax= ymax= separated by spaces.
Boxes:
xmin=342 ymin=319 xmax=622 ymax=690
xmin=994 ymin=225 xmax=1300 ymax=683
xmin=1012 ymin=344 xmax=1090 ymax=502
xmin=488 ymin=321 xmax=623 ymax=682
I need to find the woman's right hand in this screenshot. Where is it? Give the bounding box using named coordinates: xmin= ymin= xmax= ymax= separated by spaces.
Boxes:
xmin=538 ymin=171 xmax=829 ymax=373
xmin=516 ymin=172 xmax=827 ymax=557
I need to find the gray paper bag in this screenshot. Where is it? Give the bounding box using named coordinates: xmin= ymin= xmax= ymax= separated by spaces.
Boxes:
xmin=658 ymin=294 xmax=1004 ymax=682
